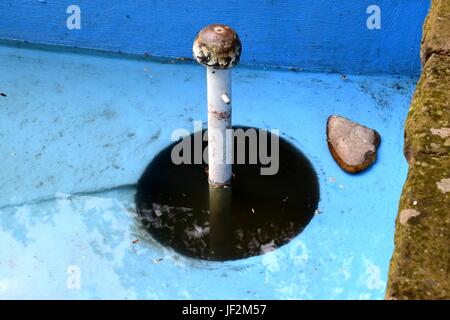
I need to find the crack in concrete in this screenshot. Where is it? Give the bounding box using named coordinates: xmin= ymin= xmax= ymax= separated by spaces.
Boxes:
xmin=0 ymin=183 xmax=137 ymax=210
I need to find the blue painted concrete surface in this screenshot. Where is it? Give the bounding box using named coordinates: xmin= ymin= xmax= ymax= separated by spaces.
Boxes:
xmin=0 ymin=0 xmax=429 ymax=75
xmin=0 ymin=42 xmax=415 ymax=299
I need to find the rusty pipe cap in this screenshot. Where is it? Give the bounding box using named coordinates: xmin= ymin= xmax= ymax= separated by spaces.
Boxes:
xmin=193 ymin=24 xmax=241 ymax=69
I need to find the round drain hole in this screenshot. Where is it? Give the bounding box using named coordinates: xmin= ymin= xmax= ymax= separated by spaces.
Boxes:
xmin=135 ymin=127 xmax=320 ymax=261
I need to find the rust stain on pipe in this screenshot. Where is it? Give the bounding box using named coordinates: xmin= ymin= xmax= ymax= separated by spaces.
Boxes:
xmin=208 ymin=108 xmax=231 ymax=120
xmin=193 ymin=24 xmax=241 ymax=70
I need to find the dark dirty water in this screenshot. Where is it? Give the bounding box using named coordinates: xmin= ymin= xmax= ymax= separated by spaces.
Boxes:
xmin=135 ymin=127 xmax=320 ymax=261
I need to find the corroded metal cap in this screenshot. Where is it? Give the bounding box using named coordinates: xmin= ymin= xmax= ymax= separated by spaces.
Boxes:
xmin=193 ymin=24 xmax=241 ymax=69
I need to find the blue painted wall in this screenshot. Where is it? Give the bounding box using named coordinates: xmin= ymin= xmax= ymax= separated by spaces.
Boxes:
xmin=0 ymin=0 xmax=429 ymax=74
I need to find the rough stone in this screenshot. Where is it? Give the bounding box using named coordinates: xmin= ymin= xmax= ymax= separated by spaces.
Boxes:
xmin=326 ymin=115 xmax=380 ymax=173
xmin=421 ymin=0 xmax=450 ymax=64
xmin=387 ymin=1 xmax=450 ymax=300
xmin=404 ymin=54 xmax=450 ymax=163
xmin=386 ymin=154 xmax=450 ymax=300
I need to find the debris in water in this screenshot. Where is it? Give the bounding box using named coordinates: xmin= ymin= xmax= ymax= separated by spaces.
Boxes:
xmin=260 ymin=240 xmax=277 ymax=253
xmin=152 ymin=258 xmax=164 ymax=264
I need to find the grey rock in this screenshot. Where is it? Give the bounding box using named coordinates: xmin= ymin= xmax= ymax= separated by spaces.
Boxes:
xmin=327 ymin=115 xmax=381 ymax=173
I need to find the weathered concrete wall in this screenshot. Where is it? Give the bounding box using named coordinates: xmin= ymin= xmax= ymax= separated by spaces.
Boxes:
xmin=421 ymin=0 xmax=450 ymax=64
xmin=387 ymin=153 xmax=450 ymax=299
xmin=387 ymin=0 xmax=450 ymax=299
xmin=404 ymin=55 xmax=450 ymax=161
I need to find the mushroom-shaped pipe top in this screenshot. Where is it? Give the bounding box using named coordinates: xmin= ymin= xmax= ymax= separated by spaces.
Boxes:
xmin=193 ymin=24 xmax=241 ymax=69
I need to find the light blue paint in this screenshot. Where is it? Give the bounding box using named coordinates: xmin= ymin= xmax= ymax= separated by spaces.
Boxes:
xmin=0 ymin=42 xmax=415 ymax=299
xmin=0 ymin=0 xmax=429 ymax=75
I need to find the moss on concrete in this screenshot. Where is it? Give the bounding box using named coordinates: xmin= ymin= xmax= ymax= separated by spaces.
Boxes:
xmin=386 ymin=154 xmax=450 ymax=300
xmin=404 ymin=54 xmax=450 ymax=162
xmin=421 ymin=0 xmax=450 ymax=64
xmin=388 ymin=2 xmax=450 ymax=297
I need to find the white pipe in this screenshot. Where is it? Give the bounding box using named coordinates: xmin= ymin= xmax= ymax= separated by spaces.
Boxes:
xmin=207 ymin=67 xmax=232 ymax=186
